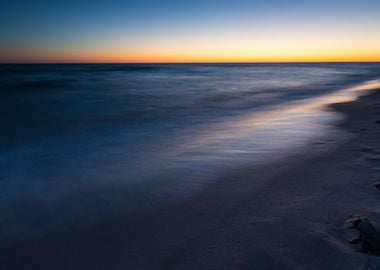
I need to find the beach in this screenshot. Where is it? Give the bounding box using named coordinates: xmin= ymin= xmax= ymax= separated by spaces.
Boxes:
xmin=2 ymin=88 xmax=379 ymax=270
xmin=159 ymin=88 xmax=380 ymax=269
xmin=2 ymin=0 xmax=380 ymax=268
xmin=1 ymin=64 xmax=380 ymax=269
xmin=139 ymin=88 xmax=380 ymax=269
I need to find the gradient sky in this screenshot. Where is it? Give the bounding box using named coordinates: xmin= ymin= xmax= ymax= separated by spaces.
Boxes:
xmin=1 ymin=0 xmax=380 ymax=63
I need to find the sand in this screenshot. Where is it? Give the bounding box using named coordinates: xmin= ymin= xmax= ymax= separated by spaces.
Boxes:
xmin=2 ymin=89 xmax=380 ymax=269
xmin=158 ymin=88 xmax=380 ymax=269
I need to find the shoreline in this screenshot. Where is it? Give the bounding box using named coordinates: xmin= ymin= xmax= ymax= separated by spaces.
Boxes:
xmin=2 ymin=88 xmax=380 ymax=269
xmin=165 ymin=88 xmax=380 ymax=269
xmin=162 ymin=88 xmax=380 ymax=269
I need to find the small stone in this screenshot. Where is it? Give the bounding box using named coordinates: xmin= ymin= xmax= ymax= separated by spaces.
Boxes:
xmin=351 ymin=218 xmax=380 ymax=256
xmin=375 ymin=183 xmax=380 ymax=191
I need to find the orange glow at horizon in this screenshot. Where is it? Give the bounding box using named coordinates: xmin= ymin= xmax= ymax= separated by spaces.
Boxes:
xmin=2 ymin=33 xmax=380 ymax=63
xmin=2 ymin=50 xmax=380 ymax=63
xmin=2 ymin=46 xmax=380 ymax=63
xmin=2 ymin=0 xmax=380 ymax=64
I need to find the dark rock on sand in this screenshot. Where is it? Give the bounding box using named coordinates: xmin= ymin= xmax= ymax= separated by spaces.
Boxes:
xmin=348 ymin=217 xmax=380 ymax=256
xmin=374 ymin=183 xmax=380 ymax=191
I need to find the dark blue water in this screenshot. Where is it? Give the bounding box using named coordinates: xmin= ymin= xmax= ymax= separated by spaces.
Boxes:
xmin=1 ymin=63 xmax=380 ymax=249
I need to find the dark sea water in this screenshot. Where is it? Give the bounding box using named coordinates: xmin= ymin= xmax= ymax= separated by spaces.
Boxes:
xmin=0 ymin=63 xmax=380 ymax=267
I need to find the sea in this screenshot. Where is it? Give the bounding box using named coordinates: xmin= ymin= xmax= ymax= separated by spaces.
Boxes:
xmin=1 ymin=63 xmax=380 ymax=254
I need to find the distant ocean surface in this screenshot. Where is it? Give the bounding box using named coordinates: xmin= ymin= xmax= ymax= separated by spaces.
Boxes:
xmin=1 ymin=63 xmax=380 ymax=245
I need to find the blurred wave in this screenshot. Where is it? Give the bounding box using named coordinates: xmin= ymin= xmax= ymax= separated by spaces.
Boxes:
xmin=0 ymin=63 xmax=379 ymax=244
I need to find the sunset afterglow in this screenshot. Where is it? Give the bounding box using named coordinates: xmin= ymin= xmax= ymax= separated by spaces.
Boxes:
xmin=1 ymin=0 xmax=379 ymax=63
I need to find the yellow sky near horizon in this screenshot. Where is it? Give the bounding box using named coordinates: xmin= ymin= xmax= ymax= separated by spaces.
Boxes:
xmin=2 ymin=0 xmax=380 ymax=63
xmin=2 ymin=25 xmax=380 ymax=63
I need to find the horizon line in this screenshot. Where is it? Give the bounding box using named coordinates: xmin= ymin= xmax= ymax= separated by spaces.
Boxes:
xmin=1 ymin=61 xmax=380 ymax=65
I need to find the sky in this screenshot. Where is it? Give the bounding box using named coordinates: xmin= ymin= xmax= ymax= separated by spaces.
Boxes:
xmin=0 ymin=0 xmax=380 ymax=63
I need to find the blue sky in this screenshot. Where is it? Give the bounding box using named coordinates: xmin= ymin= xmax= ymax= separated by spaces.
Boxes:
xmin=1 ymin=0 xmax=380 ymax=62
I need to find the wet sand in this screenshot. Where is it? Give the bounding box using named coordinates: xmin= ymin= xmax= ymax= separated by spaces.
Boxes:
xmin=2 ymin=89 xmax=380 ymax=269
xmin=160 ymin=88 xmax=380 ymax=269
